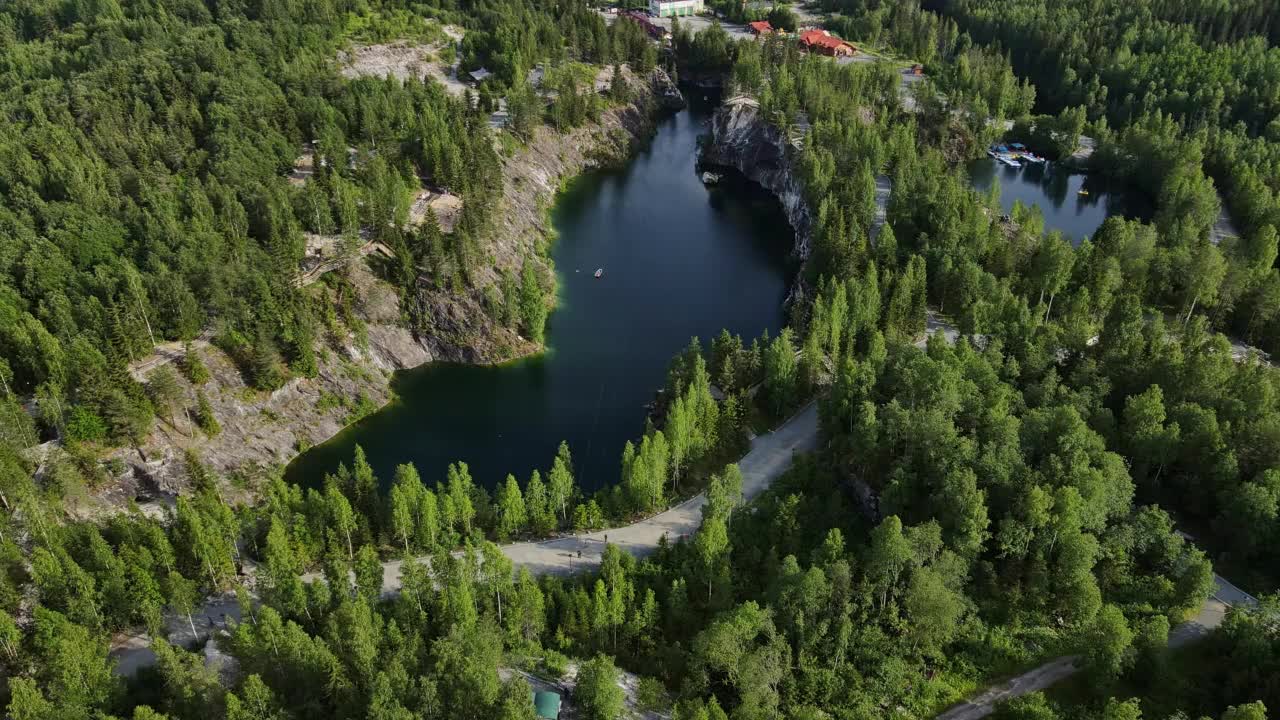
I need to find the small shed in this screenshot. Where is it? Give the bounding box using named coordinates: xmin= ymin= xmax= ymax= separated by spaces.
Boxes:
xmin=468 ymin=67 xmax=493 ymax=84
xmin=748 ymin=20 xmax=773 ymax=35
xmin=533 ymin=691 xmax=562 ymax=720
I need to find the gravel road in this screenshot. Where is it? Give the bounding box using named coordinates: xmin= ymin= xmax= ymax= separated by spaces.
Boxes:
xmin=110 ymin=401 xmax=820 ymax=675
xmin=110 ymin=318 xmax=960 ymax=676
xmin=936 ymin=576 xmax=1259 ymax=720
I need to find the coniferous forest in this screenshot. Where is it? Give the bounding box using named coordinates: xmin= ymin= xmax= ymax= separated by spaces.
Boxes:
xmin=1 ymin=1 xmax=1279 ymax=720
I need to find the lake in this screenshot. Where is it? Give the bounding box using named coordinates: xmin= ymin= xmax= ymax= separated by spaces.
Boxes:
xmin=967 ymin=158 xmax=1151 ymax=244
xmin=285 ymin=98 xmax=794 ymax=493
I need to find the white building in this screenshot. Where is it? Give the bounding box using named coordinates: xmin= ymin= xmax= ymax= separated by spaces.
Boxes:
xmin=649 ymin=0 xmax=703 ymax=18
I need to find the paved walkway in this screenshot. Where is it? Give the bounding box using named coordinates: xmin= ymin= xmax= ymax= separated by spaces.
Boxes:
xmin=936 ymin=576 xmax=1259 ymax=720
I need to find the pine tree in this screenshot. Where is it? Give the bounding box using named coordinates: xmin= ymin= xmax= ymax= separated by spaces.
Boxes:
xmin=262 ymin=517 xmax=307 ymax=618
xmin=354 ymin=545 xmax=383 ymax=604
xmin=389 ymin=485 xmax=415 ymax=552
xmin=518 ymin=263 xmax=548 ymax=344
xmin=195 ymin=389 xmax=220 ymax=437
xmin=446 ymin=462 xmax=476 ymax=537
xmin=326 ymin=484 xmax=357 ymax=560
xmin=524 ymin=470 xmax=554 ymax=537
xmin=416 ymin=489 xmax=440 ymax=551
xmin=763 ymin=328 xmax=798 ymax=416
xmin=182 ymin=342 xmax=210 ymax=384
xmin=495 ymin=474 xmax=528 ymax=540
xmin=249 ymin=328 xmax=286 ymax=391
xmin=548 ymin=442 xmax=576 ymax=525
xmin=351 ymin=445 xmax=381 ymax=536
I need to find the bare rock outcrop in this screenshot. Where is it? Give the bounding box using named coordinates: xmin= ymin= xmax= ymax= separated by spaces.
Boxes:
xmin=652 ymin=67 xmax=686 ymax=110
xmin=702 ymin=94 xmax=893 ymax=267
xmin=702 ymin=96 xmax=813 ymax=260
xmin=102 ymin=263 xmax=427 ymax=506
xmin=102 ymin=69 xmax=683 ymax=504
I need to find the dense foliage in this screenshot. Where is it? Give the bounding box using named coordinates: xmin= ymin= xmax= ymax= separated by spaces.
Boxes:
xmin=1 ymin=2 xmax=1279 ymax=720
xmin=888 ymin=0 xmax=1280 ymax=361
xmin=0 ymin=0 xmax=665 ymax=452
xmin=750 ymin=0 xmax=1280 ymax=585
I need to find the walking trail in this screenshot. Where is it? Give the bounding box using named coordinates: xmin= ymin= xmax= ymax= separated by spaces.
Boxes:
xmin=114 ymin=313 xmax=1254 ymax=712
xmin=109 ymin=400 xmax=821 ymax=676
xmin=107 ymin=315 xmax=954 ymax=675
xmin=375 ymin=401 xmax=821 ymax=588
xmin=933 ymin=567 xmax=1257 ymax=720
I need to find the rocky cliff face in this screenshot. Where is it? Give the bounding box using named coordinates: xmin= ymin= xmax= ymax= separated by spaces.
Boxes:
xmin=703 ymin=95 xmax=895 ymax=285
xmin=101 ymin=263 xmax=427 ymax=508
xmin=703 ymin=96 xmax=813 ymax=260
xmin=652 ymin=68 xmax=686 ymax=111
xmin=413 ymin=67 xmax=683 ymax=364
xmin=103 ymin=70 xmax=684 ymax=506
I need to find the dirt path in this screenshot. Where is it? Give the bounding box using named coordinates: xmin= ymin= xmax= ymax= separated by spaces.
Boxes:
xmin=373 ymin=401 xmax=820 ymax=588
xmin=935 ymin=576 xmax=1259 ymax=720
xmin=126 ymin=334 xmax=213 ymax=383
xmin=108 ymin=401 xmax=820 ymax=675
xmin=937 ymin=657 xmax=1082 ymax=720
xmin=109 ymin=318 xmax=955 ymax=675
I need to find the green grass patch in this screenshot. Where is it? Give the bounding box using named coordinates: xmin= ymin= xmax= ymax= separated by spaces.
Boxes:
xmin=342 ymin=9 xmax=446 ymax=45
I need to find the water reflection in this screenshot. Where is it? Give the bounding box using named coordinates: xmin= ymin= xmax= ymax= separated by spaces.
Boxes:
xmin=969 ymin=158 xmax=1152 ymax=244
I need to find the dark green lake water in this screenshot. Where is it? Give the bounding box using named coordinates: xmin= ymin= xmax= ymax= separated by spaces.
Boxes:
xmin=285 ymin=100 xmax=793 ymax=493
xmin=967 ymin=158 xmax=1151 ymax=244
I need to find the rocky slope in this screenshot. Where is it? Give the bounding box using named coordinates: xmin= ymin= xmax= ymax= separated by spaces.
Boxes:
xmin=100 ymin=263 xmax=426 ymax=508
xmin=702 ymin=96 xmax=814 ymax=260
xmin=703 ymin=95 xmax=893 ymax=271
xmin=102 ymin=70 xmax=683 ymax=505
xmin=414 ymin=67 xmax=682 ymax=363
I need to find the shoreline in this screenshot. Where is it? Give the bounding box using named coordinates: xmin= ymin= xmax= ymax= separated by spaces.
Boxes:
xmin=102 ymin=70 xmax=682 ymax=507
xmin=283 ymin=91 xmax=803 ymax=494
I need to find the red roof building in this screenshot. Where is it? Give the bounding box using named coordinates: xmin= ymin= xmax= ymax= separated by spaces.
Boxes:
xmin=748 ymin=20 xmax=773 ymax=35
xmin=799 ymin=29 xmax=856 ymax=56
xmin=621 ymin=10 xmax=669 ymax=39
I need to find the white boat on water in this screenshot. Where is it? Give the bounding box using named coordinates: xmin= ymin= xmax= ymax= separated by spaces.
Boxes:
xmin=594 ymin=268 xmax=603 ymax=278
xmin=996 ymin=155 xmax=1022 ymax=168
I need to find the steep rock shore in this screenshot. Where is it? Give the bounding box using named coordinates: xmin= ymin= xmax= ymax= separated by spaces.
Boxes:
xmin=703 ymin=95 xmax=893 ymax=278
xmin=702 ymin=96 xmax=813 ymax=260
xmin=103 ymin=70 xmax=684 ymax=505
xmin=416 ymin=67 xmax=681 ymax=363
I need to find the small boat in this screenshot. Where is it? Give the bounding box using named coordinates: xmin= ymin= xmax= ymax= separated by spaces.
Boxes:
xmin=594 ymin=268 xmax=603 ymax=278
xmin=1077 ymin=189 xmax=1090 ymax=196
xmin=700 ymin=171 xmax=722 ymax=185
